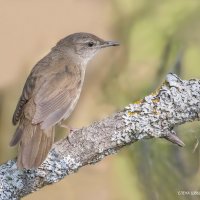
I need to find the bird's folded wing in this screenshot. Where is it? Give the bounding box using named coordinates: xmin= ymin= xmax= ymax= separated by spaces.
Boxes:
xmin=33 ymin=71 xmax=81 ymax=129
xmin=12 ymin=75 xmax=37 ymax=125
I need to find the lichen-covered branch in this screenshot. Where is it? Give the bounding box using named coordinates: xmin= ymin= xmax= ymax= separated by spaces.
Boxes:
xmin=1 ymin=73 xmax=200 ymax=199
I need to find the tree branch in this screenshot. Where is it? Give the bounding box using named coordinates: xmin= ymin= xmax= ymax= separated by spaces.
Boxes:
xmin=1 ymin=73 xmax=200 ymax=199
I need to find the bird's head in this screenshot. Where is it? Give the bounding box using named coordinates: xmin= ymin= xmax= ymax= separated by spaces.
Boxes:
xmin=55 ymin=32 xmax=119 ymax=65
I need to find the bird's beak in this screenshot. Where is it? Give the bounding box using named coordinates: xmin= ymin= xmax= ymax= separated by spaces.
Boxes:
xmin=100 ymin=41 xmax=120 ymax=48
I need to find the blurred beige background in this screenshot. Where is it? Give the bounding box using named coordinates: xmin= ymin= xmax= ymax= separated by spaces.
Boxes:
xmin=1 ymin=0 xmax=200 ymax=200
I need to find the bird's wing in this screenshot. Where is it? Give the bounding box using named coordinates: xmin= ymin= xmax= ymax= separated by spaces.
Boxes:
xmin=12 ymin=53 xmax=54 ymax=125
xmin=12 ymin=73 xmax=37 ymax=125
xmin=32 ymin=67 xmax=81 ymax=129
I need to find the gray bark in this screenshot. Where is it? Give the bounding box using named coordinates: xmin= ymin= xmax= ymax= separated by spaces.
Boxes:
xmin=0 ymin=73 xmax=200 ymax=199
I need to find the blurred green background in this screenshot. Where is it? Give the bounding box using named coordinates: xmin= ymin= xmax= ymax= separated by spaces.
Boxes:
xmin=1 ymin=0 xmax=200 ymax=199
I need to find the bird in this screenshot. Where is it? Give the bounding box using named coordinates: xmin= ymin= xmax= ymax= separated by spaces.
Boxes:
xmin=10 ymin=32 xmax=119 ymax=169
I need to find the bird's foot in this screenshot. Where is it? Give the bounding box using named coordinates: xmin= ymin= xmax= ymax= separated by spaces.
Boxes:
xmin=69 ymin=128 xmax=79 ymax=133
xmin=66 ymin=135 xmax=72 ymax=145
xmin=67 ymin=128 xmax=79 ymax=145
xmin=59 ymin=123 xmax=78 ymax=145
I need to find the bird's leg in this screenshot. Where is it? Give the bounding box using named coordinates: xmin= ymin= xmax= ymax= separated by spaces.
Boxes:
xmin=58 ymin=122 xmax=71 ymax=144
xmin=58 ymin=122 xmax=69 ymax=130
xmin=59 ymin=122 xmax=79 ymax=132
xmin=58 ymin=122 xmax=78 ymax=145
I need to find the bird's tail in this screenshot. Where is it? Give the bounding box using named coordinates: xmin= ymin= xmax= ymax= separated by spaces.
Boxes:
xmin=10 ymin=117 xmax=54 ymax=169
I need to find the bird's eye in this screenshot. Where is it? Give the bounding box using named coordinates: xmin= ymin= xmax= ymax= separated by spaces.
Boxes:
xmin=88 ymin=42 xmax=94 ymax=47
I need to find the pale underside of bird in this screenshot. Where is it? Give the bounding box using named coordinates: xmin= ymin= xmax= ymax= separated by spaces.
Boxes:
xmin=10 ymin=32 xmax=119 ymax=169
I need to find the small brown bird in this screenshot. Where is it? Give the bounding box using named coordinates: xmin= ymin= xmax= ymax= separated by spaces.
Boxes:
xmin=10 ymin=32 xmax=119 ymax=169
